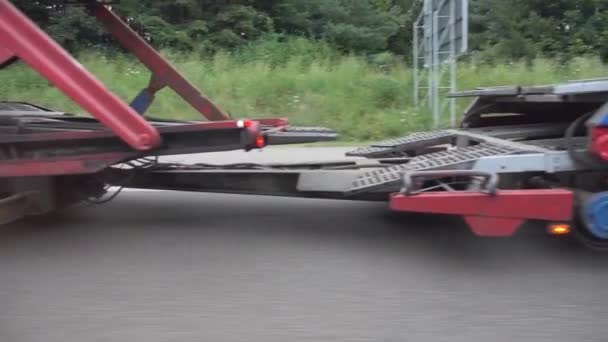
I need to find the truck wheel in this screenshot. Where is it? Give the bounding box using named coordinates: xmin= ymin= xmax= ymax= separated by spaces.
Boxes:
xmin=573 ymin=192 xmax=608 ymax=251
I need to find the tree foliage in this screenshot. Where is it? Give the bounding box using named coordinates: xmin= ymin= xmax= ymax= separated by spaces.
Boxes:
xmin=470 ymin=0 xmax=608 ymax=62
xmin=9 ymin=0 xmax=608 ymax=62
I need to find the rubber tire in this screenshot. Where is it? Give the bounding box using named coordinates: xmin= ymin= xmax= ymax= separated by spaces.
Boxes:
xmin=572 ymin=204 xmax=608 ymax=251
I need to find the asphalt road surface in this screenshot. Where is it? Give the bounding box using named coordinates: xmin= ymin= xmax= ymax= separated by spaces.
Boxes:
xmin=1 ymin=148 xmax=608 ymax=342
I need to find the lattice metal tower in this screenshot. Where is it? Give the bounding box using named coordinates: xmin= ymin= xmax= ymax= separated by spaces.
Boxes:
xmin=413 ymin=0 xmax=469 ymax=127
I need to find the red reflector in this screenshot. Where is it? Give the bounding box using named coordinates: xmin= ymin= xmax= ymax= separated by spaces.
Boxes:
xmin=244 ymin=120 xmax=253 ymax=128
xmin=255 ymin=135 xmax=266 ymax=148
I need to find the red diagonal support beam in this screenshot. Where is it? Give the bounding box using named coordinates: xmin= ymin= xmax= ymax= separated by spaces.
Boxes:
xmin=0 ymin=0 xmax=160 ymax=151
xmin=93 ymin=5 xmax=231 ymax=121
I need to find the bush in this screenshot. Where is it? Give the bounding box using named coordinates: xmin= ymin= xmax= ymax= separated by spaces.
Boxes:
xmin=1 ymin=38 xmax=607 ymax=141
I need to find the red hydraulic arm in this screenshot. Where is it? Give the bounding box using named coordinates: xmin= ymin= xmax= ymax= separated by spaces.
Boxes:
xmin=92 ymin=5 xmax=231 ymax=121
xmin=0 ymin=0 xmax=160 ymax=151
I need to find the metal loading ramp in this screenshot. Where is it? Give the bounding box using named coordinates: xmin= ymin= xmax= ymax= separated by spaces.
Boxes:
xmin=342 ymin=124 xmax=578 ymax=194
xmin=346 ymin=130 xmax=456 ymax=158
xmin=345 ymin=123 xmax=570 ymax=159
xmin=346 ymin=142 xmax=524 ymax=194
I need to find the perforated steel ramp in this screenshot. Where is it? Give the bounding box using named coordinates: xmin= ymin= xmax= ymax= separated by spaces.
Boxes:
xmin=346 ymin=130 xmax=456 ymax=157
xmin=346 ymin=143 xmax=524 ymax=194
xmin=345 ymin=145 xmax=396 ymax=158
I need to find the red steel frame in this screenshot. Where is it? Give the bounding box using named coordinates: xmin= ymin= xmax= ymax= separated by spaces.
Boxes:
xmin=0 ymin=0 xmax=160 ymax=150
xmin=390 ymin=189 xmax=575 ymax=237
xmin=0 ymin=118 xmax=262 ymax=177
xmin=92 ymin=5 xmax=232 ymax=122
xmin=0 ymin=0 xmax=290 ymax=153
xmin=0 ymin=152 xmax=134 ymax=178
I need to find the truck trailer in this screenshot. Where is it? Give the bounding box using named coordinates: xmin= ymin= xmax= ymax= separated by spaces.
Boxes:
xmin=2 ymin=0 xmax=608 ymax=249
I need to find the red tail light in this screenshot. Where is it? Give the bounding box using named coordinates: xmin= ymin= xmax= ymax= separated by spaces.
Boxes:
xmin=255 ymin=135 xmax=266 ymax=148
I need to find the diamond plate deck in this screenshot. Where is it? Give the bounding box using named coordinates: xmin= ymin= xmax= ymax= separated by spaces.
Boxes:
xmin=346 ymin=130 xmax=455 ymax=158
xmin=346 ymin=146 xmax=403 ymax=158
xmin=346 ymin=143 xmax=524 ymax=194
xmin=372 ymin=130 xmax=456 ymax=148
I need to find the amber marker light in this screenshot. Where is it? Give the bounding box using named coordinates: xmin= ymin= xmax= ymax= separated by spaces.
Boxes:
xmin=548 ymin=223 xmax=572 ymax=236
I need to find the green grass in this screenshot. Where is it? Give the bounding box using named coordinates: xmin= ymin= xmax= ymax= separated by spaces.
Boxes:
xmin=1 ymin=44 xmax=607 ymax=141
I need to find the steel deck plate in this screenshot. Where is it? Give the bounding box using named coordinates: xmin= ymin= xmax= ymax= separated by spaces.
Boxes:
xmin=346 ymin=130 xmax=455 ymax=158
xmin=371 ymin=130 xmax=456 ymax=148
xmin=346 ymin=146 xmax=398 ymax=158
xmin=347 ymin=143 xmax=523 ymax=194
